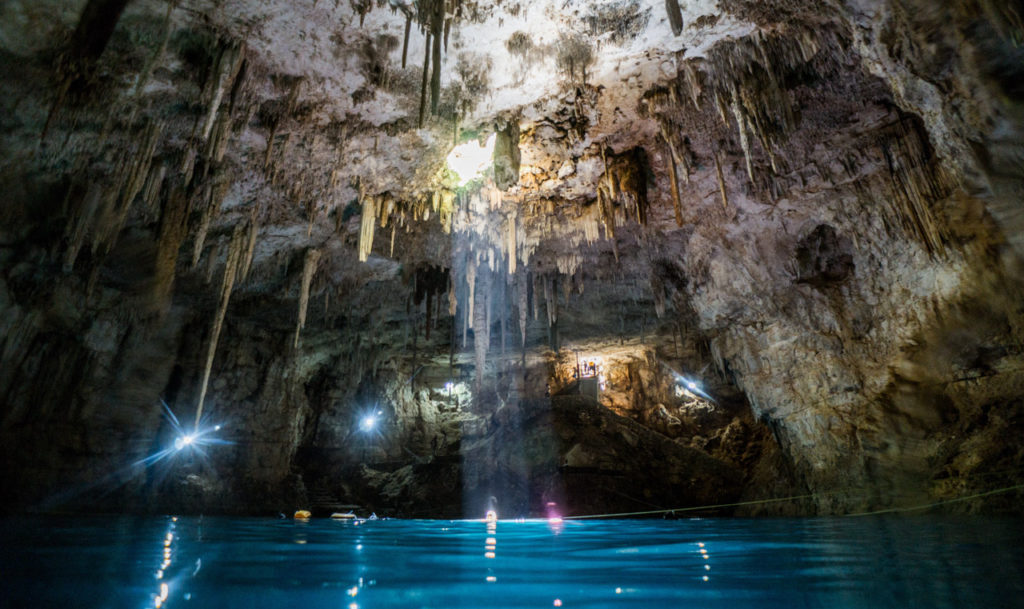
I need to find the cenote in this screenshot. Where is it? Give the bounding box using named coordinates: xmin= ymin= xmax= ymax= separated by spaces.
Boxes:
xmin=4 ymin=515 xmax=1024 ymax=609
xmin=3 ymin=0 xmax=1024 ymax=607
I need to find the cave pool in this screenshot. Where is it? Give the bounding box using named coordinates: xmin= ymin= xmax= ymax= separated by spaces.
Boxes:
xmin=2 ymin=515 xmax=1022 ymax=608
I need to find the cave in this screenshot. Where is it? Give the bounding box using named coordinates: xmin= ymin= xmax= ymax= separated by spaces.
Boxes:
xmin=2 ymin=0 xmax=1024 ymax=606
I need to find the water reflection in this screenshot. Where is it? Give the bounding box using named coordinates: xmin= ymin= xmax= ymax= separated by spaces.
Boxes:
xmin=151 ymin=517 xmax=176 ymax=608
xmin=484 ymin=513 xmax=498 ymax=583
xmin=698 ymin=541 xmax=712 ymax=582
xmin=3 ymin=516 xmax=1023 ymax=608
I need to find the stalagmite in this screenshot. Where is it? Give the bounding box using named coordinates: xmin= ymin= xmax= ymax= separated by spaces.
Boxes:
xmin=294 ymin=248 xmax=321 ymax=349
xmin=195 ymin=223 xmax=246 ymax=429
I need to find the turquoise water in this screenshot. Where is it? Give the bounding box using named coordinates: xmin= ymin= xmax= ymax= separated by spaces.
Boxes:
xmin=2 ymin=516 xmax=1023 ymax=608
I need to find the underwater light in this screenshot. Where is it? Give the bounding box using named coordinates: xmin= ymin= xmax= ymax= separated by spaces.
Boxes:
xmin=446 ymin=134 xmax=496 ymax=186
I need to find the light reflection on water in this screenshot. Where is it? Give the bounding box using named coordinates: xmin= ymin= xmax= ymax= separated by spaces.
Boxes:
xmin=1 ymin=516 xmax=1023 ymax=608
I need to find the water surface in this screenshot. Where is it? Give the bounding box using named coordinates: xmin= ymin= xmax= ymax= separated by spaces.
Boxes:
xmin=2 ymin=515 xmax=1022 ymax=608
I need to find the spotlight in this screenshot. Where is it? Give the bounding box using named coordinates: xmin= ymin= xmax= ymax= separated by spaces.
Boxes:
xmin=687 ymin=381 xmax=697 ymax=390
xmin=174 ymin=434 xmax=195 ymax=450
xmin=445 ymin=382 xmax=455 ymax=391
xmin=359 ymin=415 xmax=377 ymax=432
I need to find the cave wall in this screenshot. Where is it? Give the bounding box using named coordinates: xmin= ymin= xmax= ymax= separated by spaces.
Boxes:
xmin=1 ymin=0 xmax=1022 ymax=516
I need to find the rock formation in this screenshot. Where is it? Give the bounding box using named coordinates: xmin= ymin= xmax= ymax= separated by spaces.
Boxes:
xmin=0 ymin=0 xmax=1022 ymax=517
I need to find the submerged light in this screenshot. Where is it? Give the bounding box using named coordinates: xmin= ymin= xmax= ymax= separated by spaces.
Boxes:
xmin=446 ymin=134 xmax=496 ymax=186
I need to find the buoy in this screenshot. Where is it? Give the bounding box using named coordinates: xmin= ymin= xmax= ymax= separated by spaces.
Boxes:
xmin=294 ymin=510 xmax=312 ymax=519
xmin=330 ymin=512 xmax=357 ymax=519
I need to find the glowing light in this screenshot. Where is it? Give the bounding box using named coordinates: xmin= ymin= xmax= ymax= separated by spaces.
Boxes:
xmin=485 ymin=551 xmax=496 ymax=559
xmin=446 ymin=134 xmax=496 ymax=186
xmin=445 ymin=382 xmax=455 ymax=391
xmin=486 ymin=576 xmax=497 ymax=583
xmin=702 ymin=575 xmax=709 ymax=582
xmin=554 ymin=600 xmax=563 ymax=607
xmin=348 ymin=587 xmax=359 ymax=597
xmin=485 ymin=510 xmax=498 ymax=523
xmin=687 ymin=381 xmax=697 ymax=390
xmin=360 ymin=415 xmax=377 ymax=432
xmin=173 ymin=433 xmax=195 ymax=450
xmin=615 ymin=588 xmax=622 ymax=594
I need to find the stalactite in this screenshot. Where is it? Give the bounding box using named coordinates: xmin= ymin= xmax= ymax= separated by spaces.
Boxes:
xmin=42 ymin=0 xmax=132 ymax=141
xmin=505 ymin=212 xmax=517 ymax=274
xmin=358 ymin=194 xmax=377 ymax=262
xmin=194 ymin=223 xmax=245 ymax=429
xmin=878 ymin=116 xmax=953 ymax=257
xmin=141 ymin=163 xmax=167 ymax=219
xmin=418 ymin=32 xmax=431 ymax=127
xmin=429 ymin=0 xmax=444 ymax=115
xmin=730 ymin=87 xmax=755 ymax=184
xmin=150 ymin=181 xmax=189 ymax=313
xmin=664 ymin=138 xmax=683 ymax=226
xmin=466 ymin=258 xmax=476 ymax=329
xmin=239 ymin=210 xmax=259 ymax=281
xmin=448 ymin=270 xmax=457 ymax=315
xmin=402 ymin=15 xmax=412 ymax=68
xmin=543 ymin=275 xmax=557 ymax=327
xmin=473 ymin=266 xmax=490 ymax=390
xmin=294 ymin=248 xmax=321 ymax=349
xmin=714 ymin=151 xmax=729 ymax=209
xmin=532 ymin=271 xmax=542 ymax=321
xmin=86 ymin=121 xmax=163 ymax=259
xmin=134 ymin=0 xmax=176 ymax=99
xmin=665 ymin=0 xmax=683 ymax=36
xmin=191 ymin=187 xmax=216 ymax=268
xmin=63 ymin=183 xmax=102 ymax=272
xmin=201 ymin=42 xmax=245 ymax=143
xmin=517 ymin=270 xmax=528 ymax=347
